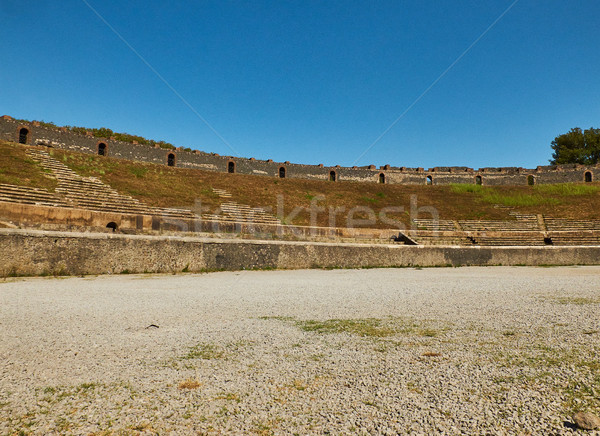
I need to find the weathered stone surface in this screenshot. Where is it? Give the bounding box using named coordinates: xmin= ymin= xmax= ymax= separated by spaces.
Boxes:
xmin=573 ymin=412 xmax=600 ymax=430
xmin=1 ymin=117 xmax=598 ymax=185
xmin=1 ymin=228 xmax=600 ymax=277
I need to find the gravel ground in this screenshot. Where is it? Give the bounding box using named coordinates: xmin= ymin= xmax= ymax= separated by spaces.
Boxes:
xmin=1 ymin=266 xmax=599 ymax=435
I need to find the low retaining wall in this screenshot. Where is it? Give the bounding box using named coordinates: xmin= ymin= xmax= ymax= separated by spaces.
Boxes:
xmin=1 ymin=229 xmax=599 ymax=276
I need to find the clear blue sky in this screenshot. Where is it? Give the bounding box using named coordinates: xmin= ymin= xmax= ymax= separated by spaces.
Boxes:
xmin=1 ymin=1 xmax=599 ymax=169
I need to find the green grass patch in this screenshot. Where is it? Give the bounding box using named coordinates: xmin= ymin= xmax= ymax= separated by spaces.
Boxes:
xmin=296 ymin=318 xmax=396 ymax=337
xmin=480 ymin=191 xmax=560 ymax=207
xmin=182 ymin=343 xmax=225 ymax=360
xmin=534 ymin=183 xmax=600 ymax=196
xmin=129 ymin=167 xmax=149 ymax=178
xmin=450 ymin=184 xmax=485 ymax=194
xmin=262 ymin=316 xmax=448 ymax=338
xmin=361 ymin=196 xmax=379 ymax=203
xmin=181 ymin=340 xmax=251 ymax=360
xmin=451 ymin=183 xmax=562 ymax=206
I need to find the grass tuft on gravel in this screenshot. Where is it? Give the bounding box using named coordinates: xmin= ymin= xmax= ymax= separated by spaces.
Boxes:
xmin=496 ymin=344 xmax=600 ymax=413
xmin=178 ymin=379 xmax=202 ymax=390
xmin=261 ymin=316 xmax=448 ymax=338
xmin=182 ymin=343 xmax=225 ymax=360
xmin=295 ymin=318 xmax=395 ymax=337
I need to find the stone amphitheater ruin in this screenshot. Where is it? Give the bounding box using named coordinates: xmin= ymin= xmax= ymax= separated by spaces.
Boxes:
xmin=1 ymin=115 xmax=600 ymax=276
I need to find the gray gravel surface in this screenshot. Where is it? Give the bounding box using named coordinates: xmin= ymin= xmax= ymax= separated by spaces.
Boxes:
xmin=1 ymin=266 xmax=599 ymax=435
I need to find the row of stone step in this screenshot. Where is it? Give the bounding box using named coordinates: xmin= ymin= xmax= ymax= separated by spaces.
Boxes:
xmin=201 ymin=213 xmax=281 ymax=225
xmin=471 ymin=236 xmax=546 ymax=246
xmin=0 ymin=184 xmax=67 ymax=207
xmin=411 ymin=219 xmax=457 ymax=231
xmin=547 ymin=232 xmax=600 ymax=245
xmin=459 ymin=220 xmax=539 ymax=231
xmin=220 ymin=202 xmax=280 ymax=224
xmin=212 ymin=188 xmax=232 ymax=198
xmin=412 ymin=218 xmax=540 ymax=232
xmin=545 ymin=219 xmax=600 ymax=232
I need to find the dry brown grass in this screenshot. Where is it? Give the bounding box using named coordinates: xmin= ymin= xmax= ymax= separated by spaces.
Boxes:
xmin=422 ymin=352 xmax=442 ymax=357
xmin=0 ymin=141 xmax=57 ymax=191
xmin=178 ymin=378 xmax=202 ymax=390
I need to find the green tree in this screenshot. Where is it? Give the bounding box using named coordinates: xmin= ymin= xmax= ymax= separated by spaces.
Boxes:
xmin=551 ymin=127 xmax=600 ymax=164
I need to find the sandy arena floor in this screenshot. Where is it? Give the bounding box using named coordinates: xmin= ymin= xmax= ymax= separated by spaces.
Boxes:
xmin=1 ymin=266 xmax=599 ymax=435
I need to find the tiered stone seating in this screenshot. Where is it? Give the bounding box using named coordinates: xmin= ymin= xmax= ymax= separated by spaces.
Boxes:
xmin=548 ymin=232 xmax=600 ymax=246
xmin=201 ymin=188 xmax=281 ymax=225
xmin=545 ymin=218 xmax=600 ymax=232
xmin=411 ymin=219 xmax=457 ymax=231
xmin=406 ymin=231 xmax=473 ymax=246
xmin=0 ymin=184 xmax=67 ymax=207
xmin=470 ymin=233 xmax=546 ymax=246
xmin=202 ymin=202 xmax=280 ymax=225
xmin=25 ymin=148 xmax=196 ymax=219
xmin=459 ymin=218 xmax=539 ymax=232
xmin=211 ymin=188 xmax=232 ymax=198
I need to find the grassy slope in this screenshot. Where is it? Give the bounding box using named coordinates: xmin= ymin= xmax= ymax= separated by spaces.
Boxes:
xmin=0 ymin=142 xmax=57 ymax=191
xmin=2 ymin=141 xmax=600 ymax=228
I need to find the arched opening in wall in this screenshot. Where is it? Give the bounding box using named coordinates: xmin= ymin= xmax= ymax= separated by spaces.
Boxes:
xmin=167 ymin=153 xmax=176 ymax=167
xmin=97 ymin=143 xmax=107 ymax=156
xmin=379 ymin=173 xmax=385 ymax=184
xmin=279 ymin=166 xmax=286 ymax=178
xmin=106 ymin=222 xmax=118 ymax=232
xmin=527 ymin=175 xmax=535 ymax=186
xmin=426 ymin=175 xmax=433 ymax=185
xmin=475 ymin=175 xmax=482 ymax=185
xmin=329 ymin=170 xmax=337 ymax=182
xmin=228 ymin=161 xmax=235 ymax=173
xmin=585 ymin=171 xmax=593 ymax=183
xmin=18 ymin=128 xmax=29 ymax=144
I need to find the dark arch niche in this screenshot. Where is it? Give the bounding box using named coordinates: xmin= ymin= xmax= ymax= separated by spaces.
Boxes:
xmin=97 ymin=142 xmax=107 ymax=156
xmin=228 ymin=161 xmax=235 ymax=173
xmin=167 ymin=153 xmax=176 ymax=167
xmin=18 ymin=127 xmax=29 ymax=144
xmin=527 ymin=175 xmax=535 ymax=186
xmin=426 ymin=175 xmax=433 ymax=185
xmin=585 ymin=171 xmax=593 ymax=183
xmin=379 ymin=173 xmax=385 ymax=184
xmin=279 ymin=166 xmax=286 ymax=178
xmin=475 ymin=175 xmax=482 ymax=185
xmin=106 ymin=222 xmax=118 ymax=232
xmin=329 ymin=170 xmax=337 ymax=182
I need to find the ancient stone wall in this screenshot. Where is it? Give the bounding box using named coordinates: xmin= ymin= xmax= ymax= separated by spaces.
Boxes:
xmin=2 ymin=116 xmax=598 ymax=186
xmin=0 ymin=201 xmax=399 ymax=241
xmin=1 ymin=229 xmax=599 ymax=276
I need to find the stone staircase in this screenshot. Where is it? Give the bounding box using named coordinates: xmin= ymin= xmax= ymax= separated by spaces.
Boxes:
xmin=25 ymin=148 xmax=195 ymax=219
